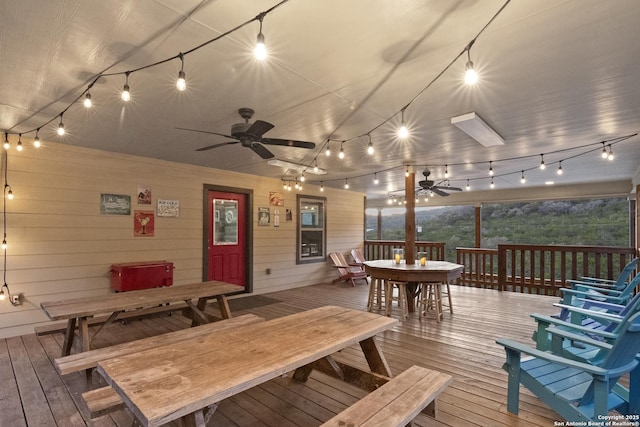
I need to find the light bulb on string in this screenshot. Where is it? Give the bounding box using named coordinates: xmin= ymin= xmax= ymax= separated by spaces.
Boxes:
xmin=557 ymin=161 xmax=564 ymax=175
xmin=320 ymin=182 xmax=324 ymax=192
xmin=464 ymin=42 xmax=479 ymax=85
xmin=539 ymin=154 xmax=546 ymax=170
xmin=601 ymin=142 xmax=608 ymax=158
xmin=33 ymin=128 xmax=41 ymax=148
xmin=344 ymin=179 xmax=349 ymax=189
xmin=121 ymin=72 xmax=131 ymax=102
xmin=488 ymin=161 xmax=494 ymax=176
xmin=83 ymin=92 xmax=92 ymax=108
xmin=373 ymin=173 xmax=379 ymax=185
xmin=1 ymin=239 xmax=6 ymax=250
xmin=254 ymin=13 xmax=267 ymax=60
xmin=490 ymin=177 xmax=495 ymax=189
xmin=282 ymin=181 xmax=287 ymax=190
xmin=444 ymin=165 xmax=449 ymax=179
xmin=176 ymin=53 xmax=186 ymax=91
xmin=466 ymin=179 xmax=471 ymax=191
xmin=3 ymin=133 xmax=9 ymax=150
xmin=300 ymin=173 xmax=305 ymax=182
xmin=57 ymin=114 xmax=65 ymax=136
xmin=397 ymin=109 xmax=409 ymax=139
xmin=325 ymin=141 xmax=331 ymax=156
xmin=5 ymin=184 xmax=13 ymax=200
xmin=338 ymin=143 xmax=345 ymax=159
xmin=313 ymin=160 xmax=319 ymax=173
xmin=520 ymin=171 xmax=526 ymax=184
xmin=16 ymin=134 xmax=23 ymax=152
xmin=367 ymin=134 xmax=374 ymax=155
xmin=607 ymin=145 xmax=614 ymax=160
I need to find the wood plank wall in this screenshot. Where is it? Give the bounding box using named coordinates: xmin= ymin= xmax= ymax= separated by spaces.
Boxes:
xmin=0 ymin=140 xmax=365 ymax=338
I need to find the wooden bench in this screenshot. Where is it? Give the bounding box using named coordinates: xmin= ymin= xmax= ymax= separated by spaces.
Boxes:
xmin=57 ymin=314 xmax=264 ymax=419
xmin=320 ymin=365 xmax=452 ymax=427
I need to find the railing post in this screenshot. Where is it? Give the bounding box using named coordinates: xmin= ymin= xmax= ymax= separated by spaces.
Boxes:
xmin=497 ymin=245 xmax=506 ymax=292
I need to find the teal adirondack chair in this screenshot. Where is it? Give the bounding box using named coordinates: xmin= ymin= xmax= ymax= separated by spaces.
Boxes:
xmin=531 ymin=291 xmax=640 ymax=356
xmin=567 ymin=257 xmax=638 ymax=290
xmin=496 ymin=311 xmax=640 ymax=422
xmin=556 ymin=271 xmax=640 ymax=321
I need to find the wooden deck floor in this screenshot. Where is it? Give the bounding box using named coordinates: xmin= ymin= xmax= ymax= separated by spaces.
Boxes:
xmin=1 ymin=282 xmax=567 ymax=426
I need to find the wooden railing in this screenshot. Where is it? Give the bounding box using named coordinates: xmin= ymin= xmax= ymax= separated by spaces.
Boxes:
xmin=363 ymin=241 xmax=445 ymax=261
xmin=456 ymin=247 xmax=499 ymax=289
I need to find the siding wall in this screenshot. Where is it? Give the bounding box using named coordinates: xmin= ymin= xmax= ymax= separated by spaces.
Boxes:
xmin=0 ymin=141 xmax=364 ymax=338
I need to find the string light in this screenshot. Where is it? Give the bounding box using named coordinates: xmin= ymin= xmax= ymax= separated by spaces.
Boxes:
xmin=3 ymin=133 xmax=9 ymax=150
xmin=488 ymin=161 xmax=494 ymax=176
xmin=83 ymin=92 xmax=92 ymax=108
xmin=176 ymin=53 xmax=186 ymax=91
xmin=557 ymin=161 xmax=564 ymax=175
xmin=367 ymin=134 xmax=374 ymax=155
xmin=1 ymin=240 xmax=5 ymax=250
xmin=601 ymin=142 xmax=608 ymax=158
xmin=16 ymin=134 xmax=23 ymax=152
xmin=313 ymin=160 xmax=319 ymax=173
xmin=338 ymin=143 xmax=345 ymax=159
xmin=398 ymin=109 xmax=409 ymax=139
xmin=490 ymin=177 xmax=495 ymax=188
xmin=464 ymin=41 xmax=479 ymax=85
xmin=282 ymin=181 xmax=287 ymax=190
xmin=344 ymin=179 xmax=349 ymax=189
xmin=520 ymin=170 xmax=526 ymax=184
xmin=320 ymin=181 xmax=324 ymax=192
xmin=373 ymin=173 xmax=379 ymax=185
xmin=57 ymin=114 xmax=65 ymax=135
xmin=325 ymin=141 xmax=331 ymax=156
xmin=121 ymin=72 xmax=131 ymax=102
xmin=405 ymin=166 xmax=410 ymax=177
xmin=607 ymin=145 xmax=614 ymax=160
xmin=444 ymin=164 xmax=449 ymax=179
xmin=254 ymin=13 xmax=267 ymax=60
xmin=539 ymin=154 xmax=546 ymax=170
xmin=300 ymin=173 xmax=305 ymax=182
xmin=466 ymin=179 xmax=471 ymax=191
xmin=33 ymin=129 xmax=41 ymax=148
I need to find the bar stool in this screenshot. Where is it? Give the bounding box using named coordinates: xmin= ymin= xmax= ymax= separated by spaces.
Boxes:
xmin=441 ymin=281 xmax=453 ymax=315
xmin=367 ymin=277 xmax=385 ymax=312
xmin=385 ymin=280 xmax=408 ymax=319
xmin=418 ymin=282 xmax=443 ymax=322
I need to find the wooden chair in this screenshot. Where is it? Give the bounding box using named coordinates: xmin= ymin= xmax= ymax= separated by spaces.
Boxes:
xmin=350 ymin=248 xmax=366 ymax=267
xmin=496 ymin=311 xmax=640 ymax=421
xmin=531 ymin=291 xmax=640 ymax=359
xmin=555 ymin=271 xmax=640 ymax=320
xmin=329 ymin=252 xmax=368 ymax=287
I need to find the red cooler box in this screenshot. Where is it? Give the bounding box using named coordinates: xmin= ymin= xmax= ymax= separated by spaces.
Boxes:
xmin=110 ymin=261 xmax=174 ymax=292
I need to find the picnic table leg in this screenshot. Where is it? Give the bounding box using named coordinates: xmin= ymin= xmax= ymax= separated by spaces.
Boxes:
xmin=360 ymin=336 xmax=393 ymax=377
xmin=216 ymin=295 xmax=232 ymax=319
xmin=77 ymin=316 xmax=93 ymax=386
xmin=186 ymin=299 xmax=211 ymax=326
xmin=61 ymin=318 xmax=77 ymax=357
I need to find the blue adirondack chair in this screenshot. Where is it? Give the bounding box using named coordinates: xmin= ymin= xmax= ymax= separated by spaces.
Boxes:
xmin=555 ymin=271 xmax=640 ymax=321
xmin=496 ymin=311 xmax=640 ymax=422
xmin=531 ymin=291 xmax=640 ymax=354
xmin=567 ymin=257 xmax=637 ymax=290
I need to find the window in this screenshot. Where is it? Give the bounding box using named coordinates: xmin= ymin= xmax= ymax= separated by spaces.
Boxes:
xmin=297 ymin=195 xmax=326 ymax=264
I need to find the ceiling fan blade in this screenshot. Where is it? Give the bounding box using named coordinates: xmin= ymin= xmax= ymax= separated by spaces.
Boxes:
xmin=433 ymin=185 xmax=463 ymax=192
xmin=260 ymin=138 xmax=316 ymax=149
xmin=245 ymin=120 xmax=275 ymax=139
xmin=176 ymin=127 xmax=236 ymax=139
xmin=249 ymin=143 xmax=275 ymax=159
xmin=430 ymin=187 xmax=450 ymax=197
xmin=195 ymin=141 xmax=238 ymax=151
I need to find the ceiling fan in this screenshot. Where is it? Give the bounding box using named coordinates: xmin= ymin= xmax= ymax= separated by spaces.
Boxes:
xmin=177 ymin=108 xmax=316 ymax=159
xmin=418 ymin=170 xmax=463 ymax=197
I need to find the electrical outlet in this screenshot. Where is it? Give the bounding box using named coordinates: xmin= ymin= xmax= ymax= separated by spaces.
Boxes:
xmin=11 ymin=294 xmax=21 ymax=305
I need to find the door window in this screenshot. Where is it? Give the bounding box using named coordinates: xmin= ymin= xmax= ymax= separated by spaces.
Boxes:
xmin=213 ymin=199 xmax=238 ymax=245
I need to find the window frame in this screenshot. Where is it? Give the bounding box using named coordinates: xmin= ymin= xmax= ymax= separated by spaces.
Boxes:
xmin=296 ymin=194 xmax=327 ymax=264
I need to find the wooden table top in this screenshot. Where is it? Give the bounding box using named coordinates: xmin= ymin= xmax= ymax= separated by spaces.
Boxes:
xmin=363 ymin=260 xmax=464 ymax=282
xmin=41 ymin=281 xmax=242 ymax=320
xmin=97 ymin=305 xmax=398 ymax=427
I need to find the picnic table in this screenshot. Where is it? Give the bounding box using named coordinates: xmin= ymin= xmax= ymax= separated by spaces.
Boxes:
xmin=41 ymin=280 xmax=241 ymax=356
xmin=96 ymin=305 xmax=399 ymax=427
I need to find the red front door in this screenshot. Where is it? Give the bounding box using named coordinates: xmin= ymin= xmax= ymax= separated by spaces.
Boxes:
xmin=207 ymin=190 xmax=246 ymax=287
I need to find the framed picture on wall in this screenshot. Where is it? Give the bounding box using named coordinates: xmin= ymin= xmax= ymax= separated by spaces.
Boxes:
xmin=258 ymin=207 xmax=270 ymax=226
